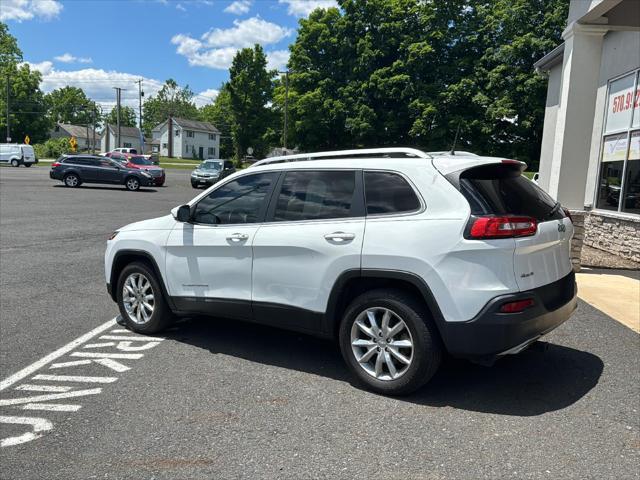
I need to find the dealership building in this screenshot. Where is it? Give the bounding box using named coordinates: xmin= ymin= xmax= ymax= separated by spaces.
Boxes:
xmin=535 ymin=0 xmax=640 ymax=269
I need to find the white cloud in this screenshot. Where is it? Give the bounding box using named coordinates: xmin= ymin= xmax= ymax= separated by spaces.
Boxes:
xmin=22 ymin=60 xmax=54 ymax=75
xmin=31 ymin=65 xmax=165 ymax=115
xmin=194 ymin=88 xmax=219 ymax=107
xmin=278 ymin=0 xmax=337 ymax=17
xmin=0 ymin=0 xmax=63 ymax=22
xmin=172 ymin=16 xmax=292 ymax=70
xmin=267 ymin=50 xmax=290 ymax=71
xmin=176 ymin=3 xmax=186 ymax=11
xmin=224 ymin=0 xmax=251 ymax=15
xmin=202 ymin=17 xmax=292 ymax=48
xmin=54 ymin=53 xmax=93 ymax=64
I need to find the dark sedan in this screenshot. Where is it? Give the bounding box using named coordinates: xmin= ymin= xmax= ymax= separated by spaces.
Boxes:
xmin=50 ymin=155 xmax=155 ymax=191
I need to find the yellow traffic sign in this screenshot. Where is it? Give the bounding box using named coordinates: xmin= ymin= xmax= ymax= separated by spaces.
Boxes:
xmin=24 ymin=135 xmax=30 ymax=145
xmin=70 ymin=136 xmax=78 ymax=152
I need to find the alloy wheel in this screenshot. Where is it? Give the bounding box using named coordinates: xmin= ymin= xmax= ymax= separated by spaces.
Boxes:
xmin=350 ymin=307 xmax=414 ymax=381
xmin=122 ymin=273 xmax=155 ymax=324
xmin=65 ymin=175 xmax=78 ymax=187
xmin=126 ymin=178 xmax=139 ymax=190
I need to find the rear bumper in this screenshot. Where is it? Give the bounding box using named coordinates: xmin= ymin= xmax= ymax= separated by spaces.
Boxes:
xmin=441 ymin=271 xmax=577 ymax=359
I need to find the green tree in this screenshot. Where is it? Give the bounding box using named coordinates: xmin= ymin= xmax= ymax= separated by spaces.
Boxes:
xmin=227 ymin=45 xmax=275 ymax=159
xmin=281 ymin=0 xmax=568 ymax=166
xmin=45 ymin=86 xmax=101 ymax=125
xmin=103 ymin=105 xmax=137 ymax=128
xmin=142 ymin=79 xmax=198 ymax=137
xmin=0 ymin=22 xmax=50 ymax=143
xmin=199 ymin=84 xmax=234 ymax=158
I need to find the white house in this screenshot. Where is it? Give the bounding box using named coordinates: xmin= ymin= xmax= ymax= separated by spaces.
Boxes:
xmin=535 ymin=0 xmax=639 ymax=268
xmin=152 ymin=117 xmax=220 ymax=160
xmin=100 ymin=124 xmax=143 ymax=153
xmin=49 ymin=123 xmax=100 ymax=152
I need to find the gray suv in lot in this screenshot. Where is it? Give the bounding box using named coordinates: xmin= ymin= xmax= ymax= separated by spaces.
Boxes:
xmin=50 ymin=155 xmax=156 ymax=191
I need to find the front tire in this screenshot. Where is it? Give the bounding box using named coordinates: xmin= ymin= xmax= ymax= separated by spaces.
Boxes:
xmin=24 ymin=163 xmax=32 ymax=168
xmin=125 ymin=176 xmax=140 ymax=191
xmin=116 ymin=262 xmax=173 ymax=334
xmin=11 ymin=159 xmax=19 ymax=167
xmin=339 ymin=289 xmax=442 ymax=396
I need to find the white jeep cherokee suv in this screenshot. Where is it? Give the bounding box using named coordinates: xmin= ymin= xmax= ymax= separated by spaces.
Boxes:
xmin=105 ymin=148 xmax=577 ymax=395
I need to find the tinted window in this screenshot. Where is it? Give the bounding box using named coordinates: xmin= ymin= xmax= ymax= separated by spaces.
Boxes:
xmin=193 ymin=173 xmax=277 ymax=225
xmin=66 ymin=157 xmax=97 ymax=166
xmin=274 ymin=171 xmax=356 ymax=222
xmin=457 ymin=164 xmax=563 ymax=221
xmin=98 ymin=158 xmax=118 ymax=168
xmin=130 ymin=156 xmax=152 ymax=165
xmin=364 ymin=171 xmax=420 ymax=214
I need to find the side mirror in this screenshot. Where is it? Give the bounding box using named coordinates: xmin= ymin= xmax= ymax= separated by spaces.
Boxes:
xmin=173 ymin=204 xmax=191 ymax=222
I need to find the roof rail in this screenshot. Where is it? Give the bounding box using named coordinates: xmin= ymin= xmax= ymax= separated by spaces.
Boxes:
xmin=251 ymin=147 xmax=430 ymax=167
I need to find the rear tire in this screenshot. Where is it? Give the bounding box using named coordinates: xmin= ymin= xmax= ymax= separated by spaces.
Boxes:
xmin=24 ymin=163 xmax=32 ymax=168
xmin=339 ymin=288 xmax=442 ymax=396
xmin=125 ymin=176 xmax=140 ymax=191
xmin=116 ymin=261 xmax=173 ymax=334
xmin=63 ymin=173 xmax=81 ymax=187
xmin=11 ymin=159 xmax=19 ymax=167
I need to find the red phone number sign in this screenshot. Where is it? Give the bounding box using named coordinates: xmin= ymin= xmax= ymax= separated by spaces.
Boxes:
xmin=611 ymin=88 xmax=640 ymax=114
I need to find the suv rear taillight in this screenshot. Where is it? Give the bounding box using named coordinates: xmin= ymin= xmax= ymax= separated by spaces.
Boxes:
xmin=51 ymin=161 xmax=62 ymax=167
xmin=468 ymin=216 xmax=537 ymax=239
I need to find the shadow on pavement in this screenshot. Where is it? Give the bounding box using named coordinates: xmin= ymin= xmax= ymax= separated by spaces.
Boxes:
xmin=52 ymin=185 xmax=158 ymax=192
xmin=167 ymin=316 xmax=603 ymax=417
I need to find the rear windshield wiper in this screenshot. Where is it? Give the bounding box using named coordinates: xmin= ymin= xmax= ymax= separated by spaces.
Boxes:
xmin=546 ymin=202 xmax=561 ymax=219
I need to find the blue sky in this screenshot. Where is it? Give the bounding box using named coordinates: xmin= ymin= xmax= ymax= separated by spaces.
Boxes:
xmin=2 ymin=0 xmax=336 ymax=116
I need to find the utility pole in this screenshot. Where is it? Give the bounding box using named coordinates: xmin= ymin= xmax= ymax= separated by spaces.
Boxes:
xmin=168 ymin=115 xmax=173 ymax=158
xmin=92 ymin=109 xmax=96 ymax=154
xmin=113 ymin=87 xmax=124 ymax=148
xmin=6 ymin=73 xmax=10 ymax=142
xmin=278 ymin=70 xmax=290 ymax=150
xmin=136 ymin=79 xmax=144 ymax=152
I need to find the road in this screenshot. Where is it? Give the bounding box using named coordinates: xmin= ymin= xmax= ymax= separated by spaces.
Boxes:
xmin=0 ymin=167 xmax=639 ymax=479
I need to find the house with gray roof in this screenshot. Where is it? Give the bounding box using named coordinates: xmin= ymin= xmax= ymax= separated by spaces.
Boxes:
xmin=99 ymin=124 xmax=143 ymax=153
xmin=49 ymin=123 xmax=100 ymax=152
xmin=152 ymin=117 xmax=220 ymax=159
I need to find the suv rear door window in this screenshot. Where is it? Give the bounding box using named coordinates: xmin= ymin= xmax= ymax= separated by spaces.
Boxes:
xmin=273 ymin=170 xmax=357 ymax=222
xmin=193 ymin=172 xmax=277 ymax=225
xmin=364 ymin=171 xmax=420 ymax=214
xmin=456 ymin=164 xmax=563 ymax=221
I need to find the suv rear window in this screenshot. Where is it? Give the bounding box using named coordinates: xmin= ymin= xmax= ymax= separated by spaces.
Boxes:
xmin=455 ymin=164 xmax=563 ymax=221
xmin=365 ymin=171 xmax=420 ymax=214
xmin=273 ymin=170 xmax=357 ymax=222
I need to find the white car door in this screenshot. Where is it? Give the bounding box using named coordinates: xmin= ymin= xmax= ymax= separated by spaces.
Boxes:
xmin=164 ymin=171 xmax=279 ymax=319
xmin=251 ymin=169 xmax=365 ymax=334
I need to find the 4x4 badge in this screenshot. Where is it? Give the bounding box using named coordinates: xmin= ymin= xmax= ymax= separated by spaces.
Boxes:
xmin=558 ymin=223 xmax=566 ymax=232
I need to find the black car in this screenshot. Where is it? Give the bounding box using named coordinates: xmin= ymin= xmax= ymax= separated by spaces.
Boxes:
xmin=50 ymin=155 xmax=155 ymax=191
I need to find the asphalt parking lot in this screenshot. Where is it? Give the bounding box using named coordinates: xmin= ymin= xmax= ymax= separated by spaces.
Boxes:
xmin=0 ymin=166 xmax=639 ymax=479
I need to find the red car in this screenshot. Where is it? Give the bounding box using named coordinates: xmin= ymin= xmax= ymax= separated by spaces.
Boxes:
xmin=105 ymin=152 xmax=165 ymax=186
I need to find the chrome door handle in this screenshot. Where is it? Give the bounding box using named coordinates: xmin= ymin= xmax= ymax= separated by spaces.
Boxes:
xmin=324 ymin=232 xmax=356 ymax=242
xmin=227 ymin=233 xmax=249 ymax=241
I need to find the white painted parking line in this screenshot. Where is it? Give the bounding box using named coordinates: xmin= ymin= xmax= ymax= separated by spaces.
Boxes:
xmin=0 ymin=318 xmax=166 ymax=448
xmin=32 ymin=374 xmax=117 ymax=383
xmin=22 ymin=403 xmax=81 ymax=412
xmin=15 ymin=385 xmax=73 ymax=393
xmin=83 ymin=342 xmax=116 ymax=349
xmin=70 ymin=352 xmax=143 ymax=359
xmin=50 ymin=360 xmax=92 ymax=369
xmin=0 ymin=319 xmax=116 ymax=392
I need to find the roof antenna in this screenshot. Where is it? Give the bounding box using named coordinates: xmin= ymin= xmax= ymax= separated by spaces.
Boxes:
xmin=449 ymin=120 xmax=461 ymax=155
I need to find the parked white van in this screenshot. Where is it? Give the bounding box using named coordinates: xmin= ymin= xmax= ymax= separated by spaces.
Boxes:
xmin=0 ymin=144 xmax=37 ymax=167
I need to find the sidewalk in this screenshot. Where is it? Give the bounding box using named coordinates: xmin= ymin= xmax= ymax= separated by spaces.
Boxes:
xmin=576 ymin=269 xmax=640 ymax=333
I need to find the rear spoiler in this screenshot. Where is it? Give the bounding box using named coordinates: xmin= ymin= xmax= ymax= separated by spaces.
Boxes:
xmin=432 ymin=156 xmax=527 ymax=176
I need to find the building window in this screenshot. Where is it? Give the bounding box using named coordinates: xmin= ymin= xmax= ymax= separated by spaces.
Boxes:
xmin=596 ymin=69 xmax=640 ymax=215
xmin=208 ymin=147 xmax=214 ymax=155
xmin=209 ymin=133 xmax=215 ymax=140
xmin=162 ymin=143 xmax=167 ymax=149
xmin=175 ymin=129 xmax=180 ymax=137
xmin=123 ymin=142 xmax=132 ymax=148
xmin=187 ymin=130 xmax=194 ymax=138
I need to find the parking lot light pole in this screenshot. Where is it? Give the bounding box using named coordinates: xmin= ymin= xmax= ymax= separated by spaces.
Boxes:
xmin=6 ymin=73 xmax=10 ymax=142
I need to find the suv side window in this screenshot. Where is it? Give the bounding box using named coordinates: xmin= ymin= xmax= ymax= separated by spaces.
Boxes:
xmin=273 ymin=170 xmax=357 ymax=222
xmin=364 ymin=171 xmax=421 ymax=215
xmin=192 ymin=172 xmax=277 ymax=225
